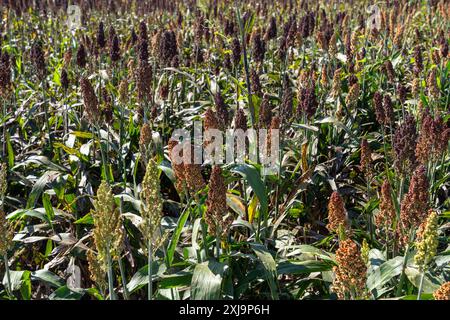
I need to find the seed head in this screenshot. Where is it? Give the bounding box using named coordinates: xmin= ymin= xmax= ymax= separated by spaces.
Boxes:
xmin=138 ymin=39 xmax=149 ymax=63
xmin=92 ymin=181 xmax=124 ymax=263
xmin=360 ymin=139 xmax=372 ymax=177
xmin=345 ymin=83 xmax=360 ymax=108
xmin=60 ymin=68 xmax=69 ymax=91
xmin=413 ymin=45 xmax=423 ymax=75
xmin=326 ymin=191 xmax=349 ymax=233
xmin=331 ymin=68 xmax=342 ymax=98
xmin=397 ymin=165 xmax=429 ymax=246
xmin=331 ymin=239 xmax=367 ymax=300
xmin=250 ymin=68 xmax=262 ymax=96
xmin=0 ymin=53 xmax=11 ymax=98
xmin=159 ymin=30 xmax=178 ymax=66
xmin=234 ymin=108 xmax=248 ymax=131
xmin=87 ymin=250 xmax=107 ymax=293
xmin=215 ymin=92 xmax=229 ymax=131
xmin=433 ymin=282 xmax=450 ymax=300
xmin=373 ymin=91 xmax=384 ymax=125
xmin=110 ymin=35 xmax=121 ymax=63
xmin=382 ymin=94 xmax=394 ymax=125
xmin=80 ymin=77 xmax=100 ymax=125
xmin=383 ymin=60 xmax=395 ymax=82
xmin=265 ymin=16 xmax=277 ymax=41
xmin=427 ymin=69 xmax=439 ymax=98
xmin=251 ymin=30 xmax=266 ymax=64
xmin=97 ymin=22 xmax=106 ymax=49
xmin=231 ymin=37 xmax=241 ymax=67
xmin=205 ymin=166 xmax=231 ymax=239
xmin=258 ymin=95 xmax=273 ymax=129
xmin=140 ymin=159 xmax=166 ymax=254
xmin=393 ymin=113 xmax=417 ymax=174
xmin=414 ymin=210 xmax=439 ymax=271
xmin=298 ymin=85 xmax=318 ymax=120
xmin=168 ymin=139 xmax=186 ymax=193
xmin=118 ymin=78 xmax=129 ymax=104
xmin=397 ymin=84 xmax=407 ymax=104
xmin=375 ymin=180 xmax=396 ymax=231
xmin=76 ymin=43 xmax=87 ymax=68
xmin=0 ymin=209 xmax=13 ymax=257
xmin=31 ymin=40 xmax=46 ymax=79
xmin=135 ymin=59 xmax=152 ymax=103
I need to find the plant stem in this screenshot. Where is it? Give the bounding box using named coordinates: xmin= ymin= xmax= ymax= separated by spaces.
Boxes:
xmin=148 ymin=240 xmax=153 ymax=301
xmin=417 ymin=270 xmax=425 ymax=300
xmin=106 ymin=249 xmax=116 ymax=300
xmin=118 ymin=257 xmax=129 ymax=300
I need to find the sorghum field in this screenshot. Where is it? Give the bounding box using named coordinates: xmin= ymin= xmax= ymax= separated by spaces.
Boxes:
xmin=0 ymin=0 xmax=449 ymax=301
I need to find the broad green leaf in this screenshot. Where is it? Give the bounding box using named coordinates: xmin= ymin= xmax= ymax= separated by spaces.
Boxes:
xmin=277 ymin=260 xmax=333 ymax=275
xmin=31 ymin=270 xmax=65 ymax=288
xmin=126 ymin=262 xmax=165 ymax=293
xmin=167 ymin=207 xmax=190 ymax=266
xmin=367 ymin=256 xmax=404 ymax=292
xmin=190 ymin=260 xmax=225 ymax=300
xmin=250 ymin=243 xmax=279 ymax=299
xmin=404 ymin=267 xmax=441 ymax=293
xmin=49 ymin=285 xmax=84 ymax=300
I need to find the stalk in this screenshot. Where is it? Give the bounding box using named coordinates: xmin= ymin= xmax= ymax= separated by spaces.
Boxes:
xmin=417 ymin=270 xmax=425 ymax=300
xmin=118 ymin=257 xmax=129 ymax=300
xmin=215 ymin=229 xmax=220 ymax=260
xmin=235 ymin=1 xmax=255 ymax=126
xmin=148 ymin=240 xmax=153 ymax=300
xmin=106 ymin=249 xmax=116 ymax=300
xmin=395 ymin=243 xmax=410 ymax=297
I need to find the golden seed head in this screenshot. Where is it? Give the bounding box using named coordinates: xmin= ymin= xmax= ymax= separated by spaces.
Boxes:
xmin=92 ymin=181 xmax=123 ymax=264
xmin=414 ymin=210 xmax=439 ymax=271
xmin=140 ymin=159 xmax=165 ymax=254
xmin=87 ymin=250 xmax=107 ymax=293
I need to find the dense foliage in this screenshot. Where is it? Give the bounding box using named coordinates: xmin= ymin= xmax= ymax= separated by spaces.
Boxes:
xmin=0 ymin=0 xmax=449 ymax=300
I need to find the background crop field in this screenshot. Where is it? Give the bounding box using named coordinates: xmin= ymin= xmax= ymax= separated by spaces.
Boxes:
xmin=0 ymin=0 xmax=449 ymax=300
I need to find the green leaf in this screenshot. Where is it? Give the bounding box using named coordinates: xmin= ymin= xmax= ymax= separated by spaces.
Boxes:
xmin=48 ymin=285 xmax=84 ymax=300
xmin=158 ymin=272 xmax=193 ymax=289
xmin=74 ymin=213 xmax=93 ymax=225
xmin=190 ymin=260 xmax=225 ymax=300
xmin=167 ymin=207 xmax=190 ymax=266
xmin=6 ymin=208 xmax=51 ymax=225
xmin=42 ymin=193 xmax=55 ymax=224
xmin=31 ymin=270 xmax=65 ymax=288
xmin=250 ymin=243 xmax=279 ymax=299
xmin=26 ymin=170 xmax=62 ymax=209
xmin=2 ymin=270 xmax=27 ymax=292
xmin=367 ymin=256 xmax=404 ymax=292
xmin=126 ymin=262 xmax=164 ymax=293
xmin=277 ymin=260 xmax=333 ymax=275
xmin=6 ymin=133 xmax=14 ymax=167
xmin=20 ymin=271 xmax=31 ymax=300
xmin=404 ymin=267 xmax=441 ymax=293
xmin=230 ymin=164 xmax=268 ymax=219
